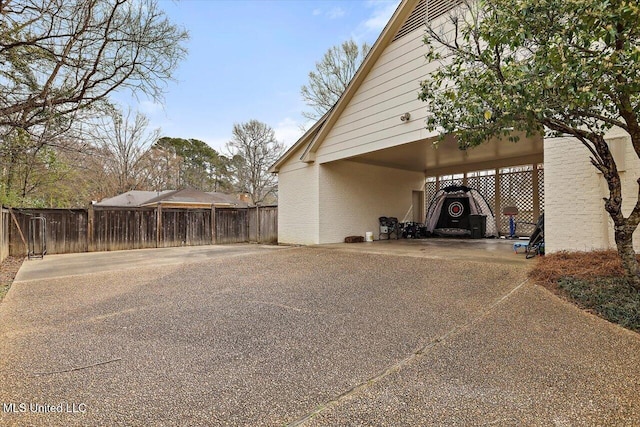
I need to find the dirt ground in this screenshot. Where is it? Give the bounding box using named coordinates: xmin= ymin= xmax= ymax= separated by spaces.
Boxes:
xmin=0 ymin=256 xmax=24 ymax=301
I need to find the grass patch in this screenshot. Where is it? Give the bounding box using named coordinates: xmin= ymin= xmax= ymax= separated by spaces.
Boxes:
xmin=0 ymin=282 xmax=10 ymax=301
xmin=530 ymin=250 xmax=640 ymax=333
xmin=558 ymin=277 xmax=640 ymax=332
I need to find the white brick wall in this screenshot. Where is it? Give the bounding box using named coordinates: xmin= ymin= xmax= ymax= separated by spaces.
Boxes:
xmin=318 ymin=160 xmax=425 ymax=244
xmin=277 ymin=148 xmax=319 ymax=245
xmin=544 ymin=132 xmax=640 ymax=252
xmin=611 ymin=130 xmax=640 ymax=249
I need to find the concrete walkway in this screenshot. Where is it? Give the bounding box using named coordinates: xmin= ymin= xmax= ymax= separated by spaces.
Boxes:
xmin=0 ymin=244 xmax=638 ymax=426
xmin=315 ymin=237 xmax=529 ymax=265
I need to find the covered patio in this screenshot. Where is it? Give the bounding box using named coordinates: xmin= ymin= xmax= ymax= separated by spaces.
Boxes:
xmin=301 ymin=131 xmax=545 ymax=246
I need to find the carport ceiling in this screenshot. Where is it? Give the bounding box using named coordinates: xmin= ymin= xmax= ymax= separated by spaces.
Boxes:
xmin=348 ymin=133 xmax=544 ymax=174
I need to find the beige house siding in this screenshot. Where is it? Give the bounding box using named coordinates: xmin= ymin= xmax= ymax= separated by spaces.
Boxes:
xmin=544 ymin=131 xmax=640 ymax=253
xmin=318 ymin=160 xmax=424 ymax=243
xmin=315 ymin=27 xmax=438 ymax=164
xmin=277 ymin=146 xmax=319 ymax=245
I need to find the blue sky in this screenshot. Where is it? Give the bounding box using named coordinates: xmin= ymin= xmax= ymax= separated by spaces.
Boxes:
xmin=119 ymin=0 xmax=400 ymax=153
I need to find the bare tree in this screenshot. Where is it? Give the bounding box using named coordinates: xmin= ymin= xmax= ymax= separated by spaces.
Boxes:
xmin=0 ymin=0 xmax=187 ymax=205
xmin=227 ymin=120 xmax=285 ymax=205
xmin=301 ymin=39 xmax=371 ymax=121
xmin=0 ymin=0 xmax=188 ymax=132
xmin=88 ymin=106 xmax=160 ymax=195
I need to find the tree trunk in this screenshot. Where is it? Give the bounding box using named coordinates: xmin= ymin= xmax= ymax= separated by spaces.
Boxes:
xmin=582 ymin=132 xmax=640 ymax=290
xmin=614 ymin=224 xmax=640 ymax=289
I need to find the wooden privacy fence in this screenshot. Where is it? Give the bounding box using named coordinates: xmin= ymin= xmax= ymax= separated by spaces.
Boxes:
xmin=4 ymin=205 xmax=278 ymax=257
xmin=215 ymin=206 xmax=278 ymax=244
xmin=9 ymin=208 xmax=88 ymax=257
xmin=0 ymin=207 xmax=9 ymax=263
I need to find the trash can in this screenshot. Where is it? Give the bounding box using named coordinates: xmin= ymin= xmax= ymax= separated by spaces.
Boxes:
xmin=469 ymin=215 xmax=486 ymax=239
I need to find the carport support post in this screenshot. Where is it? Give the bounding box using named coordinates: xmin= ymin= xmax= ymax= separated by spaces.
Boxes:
xmin=211 ymin=205 xmax=216 ymax=244
xmin=532 ymin=163 xmax=540 ymax=221
xmin=494 ymin=168 xmax=502 ymax=234
xmin=156 ymin=203 xmax=163 ymax=248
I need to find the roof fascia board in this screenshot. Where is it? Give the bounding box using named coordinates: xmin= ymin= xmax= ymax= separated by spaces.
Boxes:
xmin=300 ymin=0 xmax=415 ymax=163
xmin=268 ymin=113 xmax=328 ymax=173
xmin=140 ymin=201 xmax=234 ymax=208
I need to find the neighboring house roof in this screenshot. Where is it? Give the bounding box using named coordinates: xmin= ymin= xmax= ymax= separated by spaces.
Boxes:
xmin=205 ymin=192 xmax=250 ymax=207
xmin=269 ymin=0 xmax=412 ymax=173
xmin=95 ymin=190 xmax=173 ymax=207
xmin=140 ymin=188 xmax=248 ymax=208
xmin=96 ymin=189 xmax=247 ymax=208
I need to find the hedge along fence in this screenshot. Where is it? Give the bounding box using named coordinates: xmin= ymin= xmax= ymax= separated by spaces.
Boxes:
xmin=5 ymin=205 xmax=278 ymax=257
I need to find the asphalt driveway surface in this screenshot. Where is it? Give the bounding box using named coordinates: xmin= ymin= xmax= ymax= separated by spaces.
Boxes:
xmin=0 ymin=244 xmax=639 ymax=426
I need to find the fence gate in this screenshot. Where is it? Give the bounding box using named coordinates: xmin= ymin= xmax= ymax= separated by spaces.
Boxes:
xmin=28 ymin=216 xmax=47 ymax=259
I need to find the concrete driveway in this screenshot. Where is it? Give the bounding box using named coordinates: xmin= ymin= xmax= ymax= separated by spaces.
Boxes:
xmin=0 ymin=243 xmax=638 ymax=426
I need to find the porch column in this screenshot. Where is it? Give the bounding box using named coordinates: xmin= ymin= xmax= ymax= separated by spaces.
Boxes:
xmin=532 ymin=163 xmax=540 ymax=221
xmin=494 ymin=168 xmax=501 ymax=235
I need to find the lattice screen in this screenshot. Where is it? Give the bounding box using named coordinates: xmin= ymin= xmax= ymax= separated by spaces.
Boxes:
xmin=466 ymin=173 xmax=496 ymax=214
xmin=424 ymin=163 xmax=544 ymax=237
xmin=425 ymin=177 xmax=438 ymax=207
xmin=438 ymin=174 xmax=464 ymax=189
xmin=499 ymin=166 xmax=535 ymax=235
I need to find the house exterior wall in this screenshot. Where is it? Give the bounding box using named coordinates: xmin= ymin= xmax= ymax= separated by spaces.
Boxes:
xmin=315 ymin=25 xmax=446 ymax=164
xmin=544 ymin=130 xmax=640 ymax=252
xmin=318 ymin=160 xmax=425 ymax=243
xmin=276 ymin=0 xmax=637 ymax=253
xmin=277 ymin=146 xmax=319 ymax=245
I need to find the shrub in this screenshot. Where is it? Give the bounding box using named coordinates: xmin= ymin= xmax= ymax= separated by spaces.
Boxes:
xmin=530 ymin=251 xmax=640 ymax=333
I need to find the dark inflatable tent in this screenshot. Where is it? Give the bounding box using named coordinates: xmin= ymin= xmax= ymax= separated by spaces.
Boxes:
xmin=425 ymin=185 xmax=498 ymax=237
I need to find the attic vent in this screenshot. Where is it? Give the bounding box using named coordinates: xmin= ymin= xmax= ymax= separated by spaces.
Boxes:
xmin=393 ymin=0 xmax=427 ymax=42
xmin=427 ymin=0 xmax=463 ymax=23
xmin=392 ymin=0 xmax=462 ymax=42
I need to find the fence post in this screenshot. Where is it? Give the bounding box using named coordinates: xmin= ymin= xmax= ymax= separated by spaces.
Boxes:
xmin=156 ymin=203 xmax=163 ymax=248
xmin=87 ymin=204 xmax=94 ymax=252
xmin=256 ymin=206 xmax=260 ymax=243
xmin=211 ymin=205 xmax=216 ymax=244
xmin=0 ymin=205 xmax=9 ymax=262
xmin=245 ymin=207 xmax=250 ymax=242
